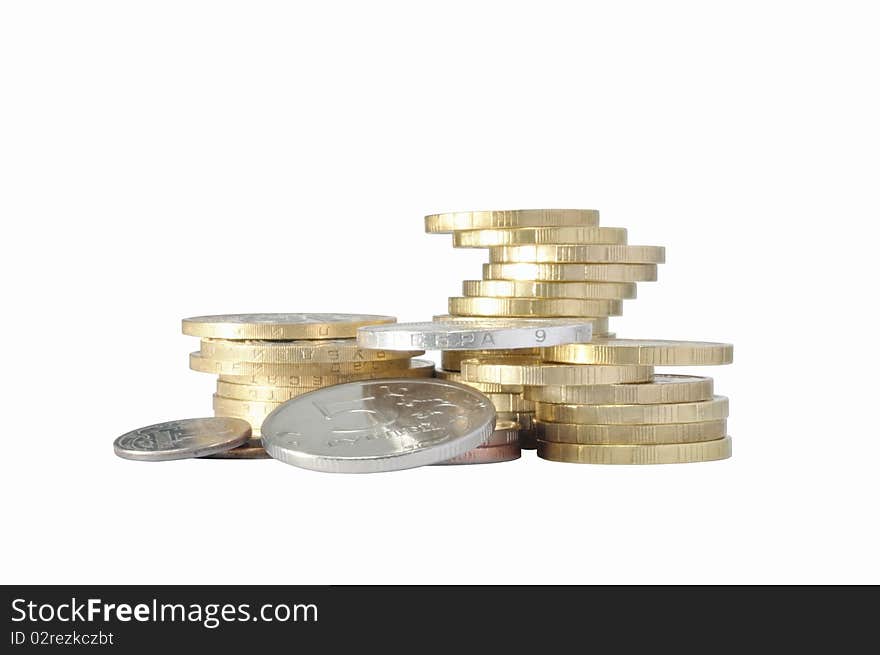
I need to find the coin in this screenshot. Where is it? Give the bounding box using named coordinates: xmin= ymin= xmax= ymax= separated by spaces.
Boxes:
xmin=182 ymin=313 xmax=396 ymax=340
xmin=461 ymin=356 xmax=654 ymax=386
xmin=434 ymin=368 xmax=524 ymax=393
xmin=483 ymin=263 xmax=658 ymax=282
xmin=200 ymin=338 xmax=421 ymax=363
xmin=425 ymin=209 xmax=600 ymax=233
xmin=189 ymin=352 xmax=415 ymax=377
xmin=537 ymin=437 xmax=732 ymax=465
xmin=497 ymin=410 xmax=534 ymax=432
xmin=481 ymin=393 xmax=535 ymax=413
xmin=522 ymin=374 xmax=714 ymax=404
xmin=453 ymin=226 xmax=628 ymax=248
xmin=432 ymin=315 xmax=611 ymax=338
xmin=215 ymin=381 xmax=316 ymax=402
xmin=440 ymin=348 xmax=542 ymax=372
xmin=482 ymin=422 xmax=521 ymax=446
xmin=357 ymin=318 xmax=593 ymax=351
xmin=449 ymin=296 xmax=623 ymax=317
xmin=218 ymin=358 xmax=435 ymax=387
xmin=543 ymin=339 xmax=734 ymax=366
xmin=204 ymin=442 xmax=272 ymax=459
xmin=261 ymin=378 xmax=497 ymax=473
xmin=488 ymin=244 xmax=666 ymax=264
xmin=213 ymin=395 xmax=281 ymax=418
xmin=434 ymin=443 xmax=522 ymax=465
xmin=536 ymin=419 xmax=728 ymax=444
xmin=520 ymin=430 xmax=538 ymax=450
xmin=113 ymin=417 xmax=251 ymax=461
xmin=534 ymin=396 xmax=729 ymax=424
xmin=463 ymin=280 xmax=637 ymax=300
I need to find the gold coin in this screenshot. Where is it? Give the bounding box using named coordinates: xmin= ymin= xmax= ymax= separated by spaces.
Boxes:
xmin=543 ymin=339 xmax=733 ymax=366
xmin=218 ymin=358 xmax=435 ymax=387
xmin=488 ymin=244 xmax=666 ymax=264
xmin=453 ymin=226 xmax=628 ymax=248
xmin=215 ymin=381 xmax=316 ymax=402
xmin=463 ymin=279 xmax=637 ymax=300
xmin=214 ymin=409 xmax=264 ymax=432
xmin=432 ymin=314 xmax=611 ymax=338
xmin=441 ymin=348 xmax=541 ymax=372
xmin=483 ymin=423 xmax=522 ymax=446
xmin=190 ymin=352 xmax=414 ymax=376
xmin=537 ymin=437 xmax=732 ymax=465
xmin=449 ymin=296 xmax=623 ymax=318
xmin=213 ymin=394 xmax=282 ymax=418
xmin=483 ymin=263 xmax=658 ymax=282
xmin=520 ymin=430 xmax=538 ymax=450
xmin=435 ymin=443 xmax=522 ymax=465
xmin=522 ymin=374 xmax=714 ymax=404
xmin=199 ymin=338 xmax=422 ymax=364
xmin=497 ymin=411 xmax=534 ymax=431
xmin=483 ymin=393 xmax=535 ymax=413
xmin=182 ymin=313 xmax=396 ymax=340
xmin=534 ymin=396 xmax=729 ymax=424
xmin=434 ymin=368 xmax=524 ymax=393
xmin=461 ymin=356 xmax=653 ymax=386
xmin=536 ymin=419 xmax=727 ymax=445
xmin=425 ymin=208 xmax=600 ymax=234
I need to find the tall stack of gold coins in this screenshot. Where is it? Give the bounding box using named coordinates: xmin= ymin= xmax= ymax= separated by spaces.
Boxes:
xmin=425 ymin=209 xmax=733 ymax=464
xmin=181 ymin=314 xmax=434 ymax=458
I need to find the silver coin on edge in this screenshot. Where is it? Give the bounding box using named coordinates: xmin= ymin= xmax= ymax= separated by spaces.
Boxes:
xmin=260 ymin=378 xmax=497 ymax=473
xmin=356 ymin=319 xmax=593 ymax=351
xmin=113 ymin=417 xmax=252 ymax=461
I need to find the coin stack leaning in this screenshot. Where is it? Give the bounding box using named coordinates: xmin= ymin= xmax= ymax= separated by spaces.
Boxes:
xmin=425 ymin=209 xmax=734 ymax=464
xmin=181 ymin=313 xmax=434 ymax=458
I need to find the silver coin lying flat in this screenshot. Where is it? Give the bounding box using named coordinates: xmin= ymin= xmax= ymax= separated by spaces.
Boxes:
xmin=356 ymin=319 xmax=592 ymax=351
xmin=114 ymin=417 xmax=252 ymax=461
xmin=261 ymin=378 xmax=496 ymax=473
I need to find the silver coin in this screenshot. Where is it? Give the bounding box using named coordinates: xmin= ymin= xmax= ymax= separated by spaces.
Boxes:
xmin=113 ymin=417 xmax=252 ymax=461
xmin=261 ymin=378 xmax=497 ymax=473
xmin=357 ymin=319 xmax=592 ymax=351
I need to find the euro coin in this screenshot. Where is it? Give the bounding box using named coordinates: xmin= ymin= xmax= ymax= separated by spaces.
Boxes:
xmin=200 ymin=338 xmax=421 ymax=363
xmin=522 ymin=374 xmax=713 ymax=404
xmin=534 ymin=396 xmax=729 ymax=424
xmin=488 ymin=244 xmax=665 ymax=264
xmin=441 ymin=348 xmax=542 ymax=372
xmin=536 ymin=419 xmax=728 ymax=445
xmin=425 ymin=208 xmax=600 ymax=233
xmin=113 ymin=417 xmax=251 ymax=461
xmin=215 ymin=381 xmax=316 ymax=402
xmin=461 ymin=356 xmax=653 ymax=386
xmin=453 ymin=226 xmax=628 ymax=248
xmin=218 ymin=358 xmax=435 ymax=387
xmin=261 ymin=379 xmax=497 ymax=473
xmin=483 ymin=263 xmax=658 ymax=282
xmin=432 ymin=315 xmax=610 ymax=338
xmin=537 ymin=437 xmax=732 ymax=465
xmin=189 ymin=352 xmax=414 ymax=377
xmin=357 ymin=318 xmax=592 ymax=351
xmin=479 ymin=393 xmax=535 ymax=413
xmin=448 ymin=296 xmax=623 ymax=318
xmin=182 ymin=313 xmax=396 ymax=340
xmin=543 ymin=339 xmax=733 ymax=366
xmin=434 ymin=443 xmax=522 ymax=465
xmin=463 ymin=279 xmax=637 ymax=300
xmin=434 ymin=368 xmax=524 ymax=393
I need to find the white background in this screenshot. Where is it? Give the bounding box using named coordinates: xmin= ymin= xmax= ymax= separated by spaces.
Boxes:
xmin=1 ymin=1 xmax=878 ymax=584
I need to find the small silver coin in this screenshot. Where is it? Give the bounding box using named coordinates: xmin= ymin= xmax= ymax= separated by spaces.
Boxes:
xmin=357 ymin=319 xmax=592 ymax=351
xmin=261 ymin=378 xmax=497 ymax=473
xmin=113 ymin=417 xmax=251 ymax=461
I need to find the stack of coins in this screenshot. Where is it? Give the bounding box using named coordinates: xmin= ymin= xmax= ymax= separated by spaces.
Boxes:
xmin=181 ymin=313 xmax=434 ymax=458
xmin=425 ymin=209 xmax=734 ymax=464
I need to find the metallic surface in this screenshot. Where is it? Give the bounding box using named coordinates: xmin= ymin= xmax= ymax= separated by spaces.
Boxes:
xmin=544 ymin=339 xmax=733 ymax=366
xmin=482 ymin=424 xmax=521 ymax=446
xmin=434 ymin=443 xmax=522 ymax=465
xmin=536 ymin=419 xmax=728 ymax=444
xmin=483 ymin=262 xmax=658 ymax=282
xmin=488 ymin=244 xmax=666 ymax=264
xmin=482 ymin=392 xmax=535 ymax=413
xmin=433 ymin=314 xmax=610 ymax=337
xmin=190 ymin=352 xmax=415 ymax=377
xmin=434 ymin=368 xmax=524 ymax=393
xmin=534 ymin=396 xmax=729 ymax=424
xmin=461 ymin=356 xmax=654 ymax=386
xmin=200 ymin=338 xmax=421 ymax=363
xmin=537 ymin=437 xmax=732 ymax=465
xmin=204 ymin=442 xmax=271 ymax=459
xmin=182 ymin=313 xmax=396 ymax=340
xmin=357 ymin=319 xmax=592 ymax=351
xmin=113 ymin=417 xmax=251 ymax=461
xmin=453 ymin=226 xmax=628 ymax=248
xmin=448 ymin=296 xmax=623 ymax=318
xmin=440 ymin=348 xmax=542 ymax=372
xmin=463 ymin=279 xmax=637 ymax=300
xmin=216 ymin=380 xmax=316 ymax=402
xmin=261 ymin=379 xmax=497 ymax=473
xmin=522 ymin=374 xmax=714 ymax=404
xmin=218 ymin=358 xmax=435 ymax=387
xmin=425 ymin=208 xmax=600 ymax=233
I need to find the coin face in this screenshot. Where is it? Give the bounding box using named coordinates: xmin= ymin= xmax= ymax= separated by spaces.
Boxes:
xmin=356 ymin=319 xmax=593 ymax=351
xmin=261 ymin=379 xmax=497 ymax=473
xmin=113 ymin=417 xmax=251 ymax=461
xmin=182 ymin=313 xmax=396 ymax=340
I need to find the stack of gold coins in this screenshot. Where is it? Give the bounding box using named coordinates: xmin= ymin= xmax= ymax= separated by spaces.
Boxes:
xmin=181 ymin=313 xmax=434 ymax=458
xmin=425 ymin=209 xmax=734 ymax=464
